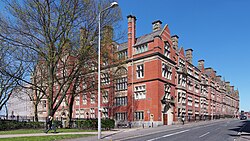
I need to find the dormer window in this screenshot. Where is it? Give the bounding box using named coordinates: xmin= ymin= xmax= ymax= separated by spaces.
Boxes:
xmin=135 ymin=44 xmax=148 ymax=54
xmin=164 ymin=42 xmax=170 ymax=58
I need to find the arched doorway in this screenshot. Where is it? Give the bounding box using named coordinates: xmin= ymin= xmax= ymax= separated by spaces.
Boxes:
xmin=161 ymin=84 xmax=174 ymax=125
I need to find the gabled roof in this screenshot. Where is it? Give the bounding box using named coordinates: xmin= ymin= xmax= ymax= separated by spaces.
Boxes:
xmin=117 ymin=30 xmax=162 ymax=51
xmin=134 ymin=30 xmax=161 ymax=46
xmin=117 ymin=42 xmax=127 ymax=51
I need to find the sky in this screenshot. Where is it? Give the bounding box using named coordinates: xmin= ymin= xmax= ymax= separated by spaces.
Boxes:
xmin=117 ymin=0 xmax=250 ymax=111
xmin=0 ymin=0 xmax=249 ymax=113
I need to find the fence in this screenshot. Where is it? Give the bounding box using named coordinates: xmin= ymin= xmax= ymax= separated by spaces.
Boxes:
xmin=0 ymin=115 xmax=46 ymax=122
xmin=178 ymin=115 xmax=222 ymax=123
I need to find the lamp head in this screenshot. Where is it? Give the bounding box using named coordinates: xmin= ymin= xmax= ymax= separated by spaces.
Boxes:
xmin=110 ymin=2 xmax=118 ymax=8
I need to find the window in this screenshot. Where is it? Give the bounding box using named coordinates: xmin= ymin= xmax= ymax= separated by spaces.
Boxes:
xmin=178 ymin=92 xmax=181 ymax=103
xmin=102 ymin=91 xmax=108 ymax=103
xmin=194 ymin=72 xmax=199 ymax=79
xmin=164 ymin=42 xmax=170 ymax=58
xmin=76 ymin=109 xmax=80 ymax=118
xmin=178 ymin=108 xmax=181 ymax=117
xmin=134 ymin=111 xmax=144 ymax=120
xmin=102 ymin=107 xmax=108 ymax=118
xmin=136 ymin=64 xmax=144 ymax=78
xmin=90 ymin=94 xmax=95 ymax=104
xmin=187 ymin=67 xmax=193 ymax=76
xmin=188 ymin=96 xmax=193 ymax=106
xmin=178 ymin=74 xmax=181 ymax=85
xmin=80 ymin=109 xmax=85 ymax=118
xmin=188 ymin=80 xmax=193 ymax=91
xmin=135 ymin=44 xmax=148 ymax=54
xmin=103 ymin=60 xmax=108 ymax=66
xmin=188 ymin=109 xmax=193 ymax=115
xmin=115 ymin=96 xmax=127 ymax=106
xmin=162 ymin=63 xmax=172 ymax=80
xmin=195 ymin=98 xmax=199 ymax=108
xmin=178 ymin=74 xmax=186 ymax=87
xmin=42 ymin=100 xmax=46 ymax=109
xmin=134 ymin=85 xmax=146 ymax=99
xmin=83 ymin=93 xmax=87 ymax=105
xmin=82 ymin=83 xmax=87 ymax=90
xmin=164 ymin=84 xmax=171 ymax=100
xmin=118 ymin=50 xmax=128 ymax=60
xmin=101 ymin=73 xmax=110 ymax=85
xmin=179 ymin=58 xmax=185 ymax=68
xmin=55 ymin=83 xmax=59 ymax=93
xmin=61 ymin=99 xmax=66 ymax=107
xmin=75 ymin=96 xmax=80 ymax=105
xmin=115 ymin=77 xmax=127 ymax=91
xmin=194 ymin=84 xmax=200 ymax=93
xmin=90 ymin=108 xmax=95 ymax=118
xmin=115 ymin=112 xmax=127 ymax=121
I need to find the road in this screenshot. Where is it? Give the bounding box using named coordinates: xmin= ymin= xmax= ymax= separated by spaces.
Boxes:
xmin=118 ymin=120 xmax=242 ymax=141
xmin=66 ymin=119 xmax=248 ymax=141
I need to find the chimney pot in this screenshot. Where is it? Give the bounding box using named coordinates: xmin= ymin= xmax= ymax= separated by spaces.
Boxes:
xmin=171 ymin=35 xmax=179 ymax=50
xmin=185 ymin=49 xmax=193 ymax=64
xmin=152 ymin=20 xmax=162 ymax=31
xmin=198 ymin=60 xmax=205 ymax=72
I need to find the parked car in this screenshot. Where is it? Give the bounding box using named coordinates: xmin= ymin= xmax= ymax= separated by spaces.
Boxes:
xmin=240 ymin=115 xmax=247 ymax=120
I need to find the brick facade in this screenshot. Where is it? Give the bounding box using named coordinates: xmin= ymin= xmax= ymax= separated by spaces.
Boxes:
xmin=63 ymin=15 xmax=239 ymax=127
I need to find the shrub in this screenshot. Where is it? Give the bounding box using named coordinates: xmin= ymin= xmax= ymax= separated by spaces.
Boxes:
xmin=0 ymin=120 xmax=44 ymax=131
xmin=102 ymin=119 xmax=115 ymax=130
xmin=75 ymin=118 xmax=115 ymax=130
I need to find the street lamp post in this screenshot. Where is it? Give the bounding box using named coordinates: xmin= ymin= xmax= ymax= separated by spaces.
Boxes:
xmin=98 ymin=2 xmax=118 ymax=140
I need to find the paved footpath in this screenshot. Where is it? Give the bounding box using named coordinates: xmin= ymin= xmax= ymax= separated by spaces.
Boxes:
xmin=237 ymin=120 xmax=250 ymax=141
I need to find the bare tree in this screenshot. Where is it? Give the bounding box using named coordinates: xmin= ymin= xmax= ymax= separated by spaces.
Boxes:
xmin=0 ymin=0 xmax=122 ymax=117
xmin=0 ymin=43 xmax=24 ymax=112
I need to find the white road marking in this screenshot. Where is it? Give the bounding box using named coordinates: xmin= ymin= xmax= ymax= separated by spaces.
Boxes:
xmin=199 ymin=132 xmax=210 ymax=138
xmin=215 ymin=127 xmax=220 ymax=130
xmin=146 ymin=129 xmax=190 ymax=141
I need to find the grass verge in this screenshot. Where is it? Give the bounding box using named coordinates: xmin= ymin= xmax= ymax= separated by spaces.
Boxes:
xmin=0 ymin=129 xmax=96 ymax=135
xmin=0 ymin=134 xmax=94 ymax=141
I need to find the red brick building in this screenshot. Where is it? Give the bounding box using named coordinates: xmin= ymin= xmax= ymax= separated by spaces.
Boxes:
xmin=68 ymin=15 xmax=239 ymax=127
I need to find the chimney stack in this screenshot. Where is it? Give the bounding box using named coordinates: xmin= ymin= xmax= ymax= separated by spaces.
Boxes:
xmin=171 ymin=35 xmax=179 ymax=50
xmin=216 ymin=75 xmax=222 ymax=82
xmin=152 ymin=20 xmax=162 ymax=32
xmin=198 ymin=60 xmax=205 ymax=72
xmin=127 ymin=15 xmax=136 ymax=58
xmin=185 ymin=49 xmax=193 ymax=64
xmin=231 ymin=86 xmax=235 ymax=91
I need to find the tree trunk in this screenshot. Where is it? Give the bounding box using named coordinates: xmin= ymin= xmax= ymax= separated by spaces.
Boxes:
xmin=67 ymin=95 xmax=74 ymax=128
xmin=34 ymin=103 xmax=39 ymax=122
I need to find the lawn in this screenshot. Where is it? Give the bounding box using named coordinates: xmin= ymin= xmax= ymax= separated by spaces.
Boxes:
xmin=0 ymin=134 xmax=94 ymax=141
xmin=0 ymin=129 xmax=96 ymax=135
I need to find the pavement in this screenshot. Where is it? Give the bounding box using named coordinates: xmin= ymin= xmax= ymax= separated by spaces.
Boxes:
xmin=236 ymin=120 xmax=250 ymax=141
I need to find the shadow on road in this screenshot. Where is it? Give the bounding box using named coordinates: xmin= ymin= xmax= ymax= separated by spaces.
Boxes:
xmin=228 ymin=120 xmax=250 ymax=137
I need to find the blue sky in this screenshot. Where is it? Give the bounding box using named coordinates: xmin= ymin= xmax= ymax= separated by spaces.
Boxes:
xmin=117 ymin=0 xmax=250 ymax=111
xmin=0 ymin=0 xmax=249 ymax=112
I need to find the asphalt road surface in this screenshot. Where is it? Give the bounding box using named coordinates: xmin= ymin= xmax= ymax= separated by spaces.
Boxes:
xmin=118 ymin=120 xmax=243 ymax=141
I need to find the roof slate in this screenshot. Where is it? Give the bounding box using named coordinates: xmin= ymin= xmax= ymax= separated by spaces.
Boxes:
xmin=117 ymin=30 xmax=162 ymax=51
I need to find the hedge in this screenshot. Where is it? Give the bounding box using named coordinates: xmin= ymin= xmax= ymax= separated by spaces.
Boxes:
xmin=75 ymin=119 xmax=115 ymax=130
xmin=0 ymin=120 xmax=44 ymax=131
